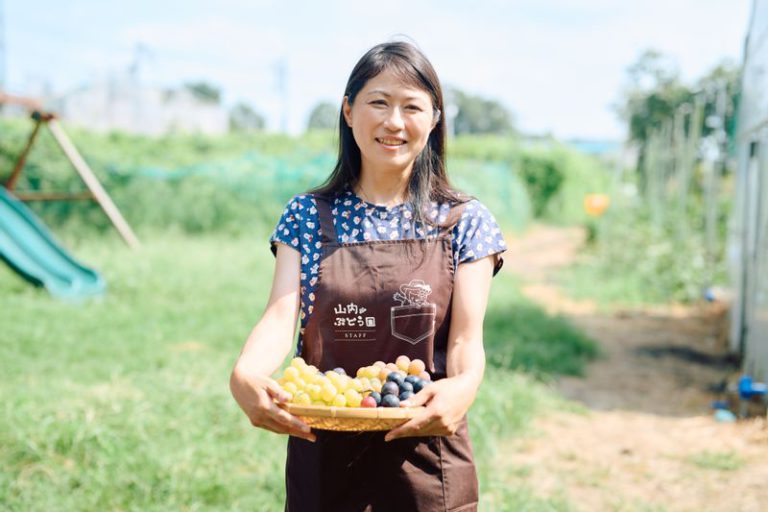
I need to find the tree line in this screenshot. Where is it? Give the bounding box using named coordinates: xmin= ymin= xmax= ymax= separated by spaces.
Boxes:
xmin=306 ymin=87 xmax=515 ymax=135
xmin=184 ymin=81 xmax=515 ymax=135
xmin=190 ymin=50 xmax=741 ymax=146
xmin=617 ymin=49 xmax=740 ymax=188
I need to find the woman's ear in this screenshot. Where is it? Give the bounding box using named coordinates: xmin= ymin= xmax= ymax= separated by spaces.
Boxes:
xmin=342 ymin=96 xmax=353 ymax=127
xmin=432 ymin=109 xmax=441 ymax=129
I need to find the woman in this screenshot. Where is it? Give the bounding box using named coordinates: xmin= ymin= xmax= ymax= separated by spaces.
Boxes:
xmin=230 ymin=41 xmax=506 ymax=511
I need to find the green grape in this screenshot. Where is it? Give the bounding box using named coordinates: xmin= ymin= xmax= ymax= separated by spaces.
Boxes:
xmin=283 ymin=366 xmax=300 ymax=381
xmin=336 ymin=375 xmax=351 ymax=393
xmin=344 ymin=389 xmax=362 ymax=407
xmin=357 ymin=377 xmax=371 ymax=391
xmin=301 ymin=364 xmax=319 ymax=381
xmin=290 ymin=357 xmax=307 ymax=369
xmin=321 ymin=382 xmax=337 ymax=402
xmin=293 ymin=391 xmax=311 ymax=405
xmin=307 ymin=384 xmax=322 ymax=401
xmin=283 ymin=381 xmax=298 ymax=396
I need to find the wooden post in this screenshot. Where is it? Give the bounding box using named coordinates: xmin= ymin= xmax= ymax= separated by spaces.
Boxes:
xmin=13 ymin=191 xmax=94 ymax=201
xmin=5 ymin=117 xmax=43 ymax=191
xmin=46 ymin=119 xmax=141 ymax=249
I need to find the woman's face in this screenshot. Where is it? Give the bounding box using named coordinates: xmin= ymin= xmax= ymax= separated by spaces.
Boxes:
xmin=343 ymin=68 xmax=438 ymax=177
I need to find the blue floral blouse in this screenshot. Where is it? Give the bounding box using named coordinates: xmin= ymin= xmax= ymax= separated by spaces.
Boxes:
xmin=270 ymin=187 xmax=507 ymax=354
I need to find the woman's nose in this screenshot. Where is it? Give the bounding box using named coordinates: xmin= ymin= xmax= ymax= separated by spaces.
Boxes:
xmin=384 ymin=107 xmax=405 ymax=130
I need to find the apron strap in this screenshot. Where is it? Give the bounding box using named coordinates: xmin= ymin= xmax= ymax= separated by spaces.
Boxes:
xmin=313 ymin=194 xmax=337 ymax=245
xmin=438 ymin=201 xmax=468 ymax=237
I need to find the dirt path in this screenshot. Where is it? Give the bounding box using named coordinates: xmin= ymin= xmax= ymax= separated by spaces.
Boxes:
xmin=500 ymin=224 xmax=768 ymax=512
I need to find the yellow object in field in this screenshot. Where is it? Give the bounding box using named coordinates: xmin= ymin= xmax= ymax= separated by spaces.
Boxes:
xmin=584 ymin=193 xmax=610 ymax=217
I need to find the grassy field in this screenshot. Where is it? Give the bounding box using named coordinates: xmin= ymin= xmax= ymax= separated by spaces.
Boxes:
xmin=0 ymin=229 xmax=595 ymax=511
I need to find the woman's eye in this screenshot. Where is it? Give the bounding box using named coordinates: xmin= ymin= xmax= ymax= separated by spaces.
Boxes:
xmin=406 ymin=105 xmax=423 ymax=112
xmin=370 ymin=100 xmax=387 ymax=106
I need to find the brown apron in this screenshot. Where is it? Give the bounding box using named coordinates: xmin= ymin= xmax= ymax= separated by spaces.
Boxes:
xmin=285 ymin=195 xmax=479 ymax=512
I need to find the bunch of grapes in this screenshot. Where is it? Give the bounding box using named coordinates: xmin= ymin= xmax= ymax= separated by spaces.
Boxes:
xmin=276 ymin=355 xmax=431 ymax=408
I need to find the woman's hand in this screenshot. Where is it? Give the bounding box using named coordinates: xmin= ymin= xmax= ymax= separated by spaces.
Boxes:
xmin=384 ymin=374 xmax=477 ymax=441
xmin=230 ymin=366 xmax=316 ymax=442
xmin=229 ymin=243 xmax=314 ymax=441
xmin=384 ymin=256 xmax=496 ymax=441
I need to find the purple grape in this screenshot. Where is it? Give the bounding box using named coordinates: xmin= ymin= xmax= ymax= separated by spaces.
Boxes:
xmin=381 ymin=381 xmax=400 ymax=396
xmin=381 ymin=394 xmax=400 ymax=407
xmin=368 ymin=391 xmax=382 ymax=406
xmin=398 ymin=381 xmax=414 ymax=394
xmin=412 ymin=378 xmax=425 ymax=393
xmin=404 ymin=375 xmax=420 ymax=386
xmin=386 ymin=372 xmax=405 ymax=386
xmin=399 ymin=391 xmax=414 ymax=401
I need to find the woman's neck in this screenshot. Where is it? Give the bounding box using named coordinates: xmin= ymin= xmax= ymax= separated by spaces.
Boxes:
xmin=354 ymin=166 xmax=412 ymax=207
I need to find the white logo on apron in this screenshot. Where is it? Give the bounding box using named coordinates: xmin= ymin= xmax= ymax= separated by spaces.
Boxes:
xmin=333 ymin=302 xmax=376 ymax=341
xmin=391 ymin=280 xmax=437 ymax=345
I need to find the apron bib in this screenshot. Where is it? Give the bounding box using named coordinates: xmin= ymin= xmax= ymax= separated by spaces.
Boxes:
xmin=285 ymin=195 xmax=479 ymax=512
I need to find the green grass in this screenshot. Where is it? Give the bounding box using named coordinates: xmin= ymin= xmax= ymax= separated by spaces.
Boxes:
xmin=1 ymin=116 xmax=617 ymax=239
xmin=483 ymin=272 xmax=599 ymax=377
xmin=686 ymin=451 xmax=744 ymax=472
xmin=560 ymin=181 xmax=732 ymax=307
xmin=0 ymin=230 xmax=595 ymax=510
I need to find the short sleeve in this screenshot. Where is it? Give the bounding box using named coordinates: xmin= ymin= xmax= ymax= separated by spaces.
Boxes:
xmin=455 ymin=200 xmax=507 ymax=276
xmin=269 ymin=196 xmax=304 ymax=256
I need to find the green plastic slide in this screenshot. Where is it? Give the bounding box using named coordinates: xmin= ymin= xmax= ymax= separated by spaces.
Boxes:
xmin=0 ymin=187 xmax=105 ymax=299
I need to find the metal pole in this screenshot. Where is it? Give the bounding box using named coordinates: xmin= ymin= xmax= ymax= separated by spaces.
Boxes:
xmin=673 ymin=105 xmax=688 ymax=240
xmin=705 ymin=81 xmax=729 ymax=286
xmin=275 ymin=59 xmax=288 ymax=133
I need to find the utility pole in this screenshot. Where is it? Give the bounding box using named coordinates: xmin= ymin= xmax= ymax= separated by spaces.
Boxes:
xmin=274 ymin=58 xmax=288 ymax=133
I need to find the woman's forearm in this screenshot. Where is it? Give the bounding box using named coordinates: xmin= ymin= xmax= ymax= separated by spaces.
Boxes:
xmin=444 ymin=257 xmax=494 ymax=398
xmin=234 ymin=244 xmax=301 ymax=378
xmin=234 ymin=314 xmax=294 ymax=377
xmin=234 ymin=287 xmax=299 ymax=378
xmin=446 ymin=336 xmax=486 ymax=394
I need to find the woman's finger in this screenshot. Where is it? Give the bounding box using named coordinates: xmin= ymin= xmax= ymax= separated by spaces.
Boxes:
xmin=253 ymin=416 xmax=284 ymax=434
xmin=401 ymin=387 xmax=435 ymax=408
xmin=270 ymin=402 xmax=313 ymax=432
xmin=264 ymin=379 xmax=292 ymax=403
xmin=267 ymin=403 xmax=316 ymax=441
xmin=267 ymin=416 xmax=316 ymax=442
xmin=259 ymin=416 xmax=315 ymax=442
xmin=385 ymin=411 xmax=436 ymax=441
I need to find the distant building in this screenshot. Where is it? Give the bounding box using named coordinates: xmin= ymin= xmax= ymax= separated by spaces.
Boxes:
xmin=53 ymin=79 xmax=228 ymax=136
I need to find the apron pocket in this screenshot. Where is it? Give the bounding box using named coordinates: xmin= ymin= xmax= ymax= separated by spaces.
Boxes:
xmin=390 ymin=304 xmax=436 ymax=345
xmin=440 ymin=421 xmax=479 ymax=511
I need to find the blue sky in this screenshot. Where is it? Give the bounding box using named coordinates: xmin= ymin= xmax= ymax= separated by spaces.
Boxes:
xmin=3 ymin=0 xmax=751 ymax=139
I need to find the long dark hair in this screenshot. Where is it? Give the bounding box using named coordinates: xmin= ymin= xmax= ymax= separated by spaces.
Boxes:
xmin=311 ymin=41 xmax=466 ymax=228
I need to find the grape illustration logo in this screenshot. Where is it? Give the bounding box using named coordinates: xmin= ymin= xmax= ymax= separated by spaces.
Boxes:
xmin=391 ymin=280 xmax=437 ymax=345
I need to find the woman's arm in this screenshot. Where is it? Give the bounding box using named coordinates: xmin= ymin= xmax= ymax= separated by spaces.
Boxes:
xmin=385 ymin=255 xmax=495 ymax=440
xmin=229 ymin=243 xmax=316 ymax=442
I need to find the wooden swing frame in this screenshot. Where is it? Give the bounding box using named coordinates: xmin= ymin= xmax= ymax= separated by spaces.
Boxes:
xmin=1 ymin=91 xmax=140 ymax=249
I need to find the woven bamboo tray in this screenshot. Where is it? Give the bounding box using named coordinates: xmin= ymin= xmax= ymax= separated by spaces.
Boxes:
xmin=278 ymin=402 xmax=426 ymax=431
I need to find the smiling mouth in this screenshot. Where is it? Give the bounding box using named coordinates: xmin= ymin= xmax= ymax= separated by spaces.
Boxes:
xmin=376 ymin=137 xmax=406 ymax=147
